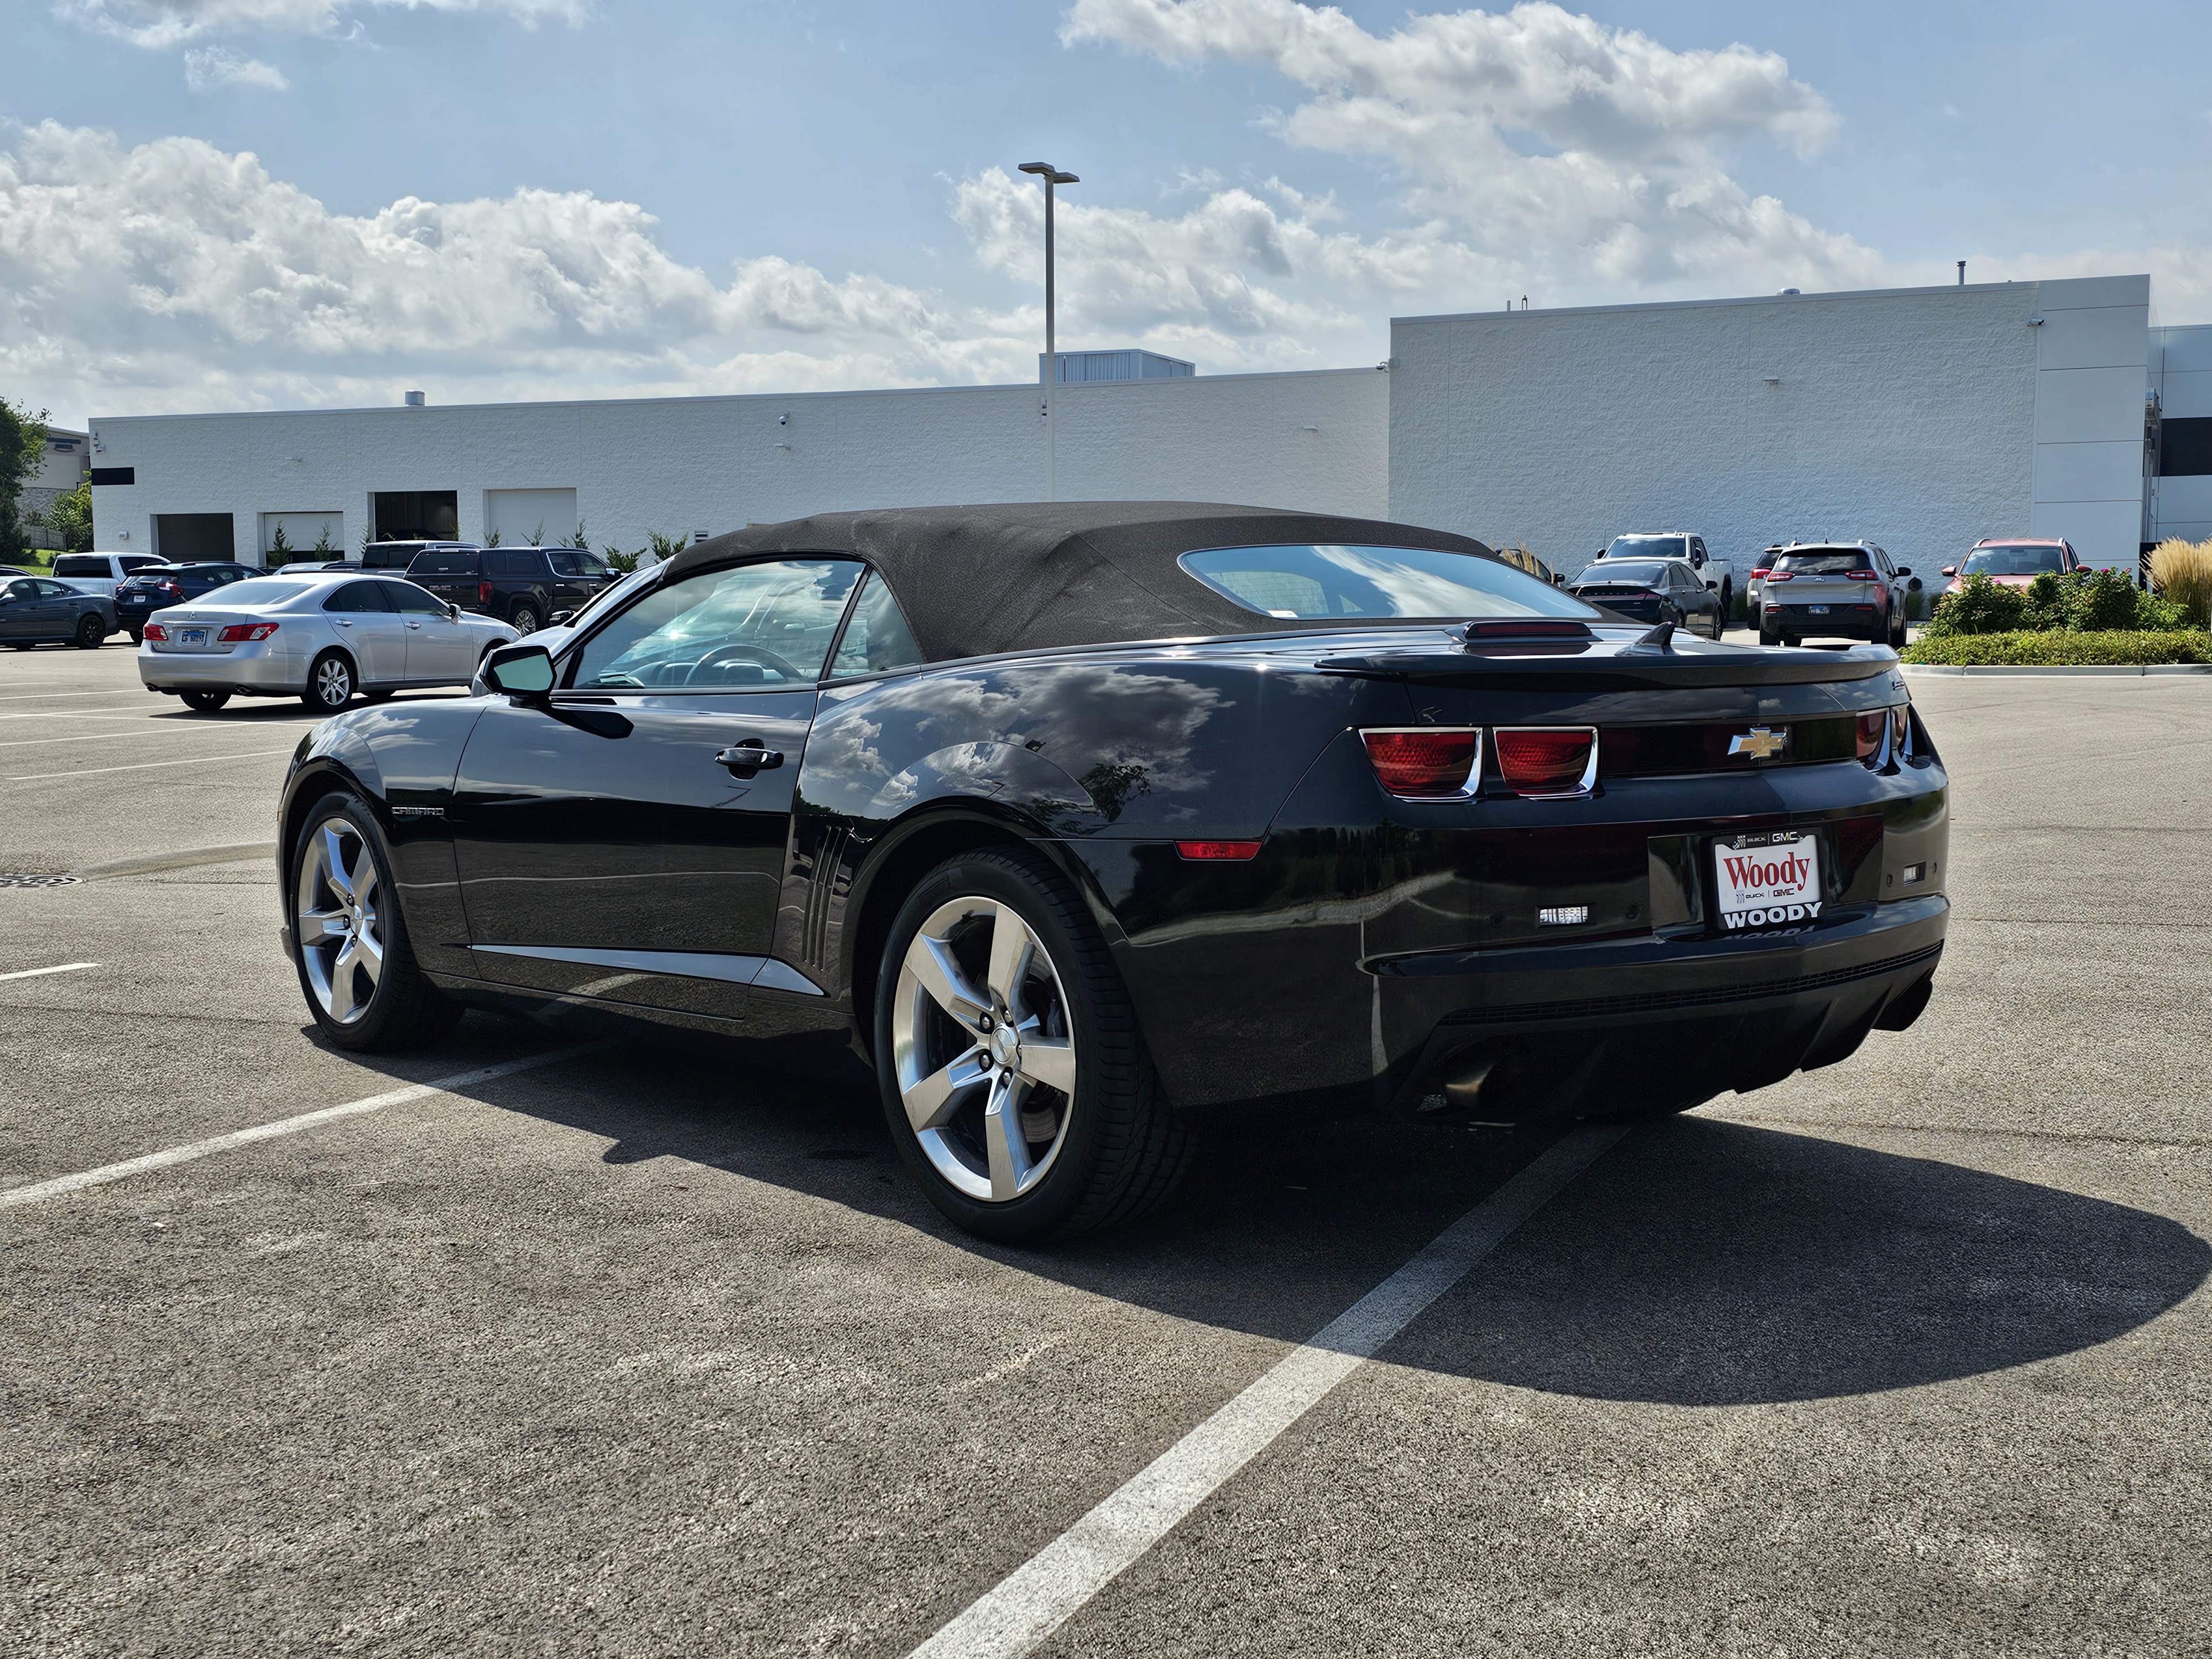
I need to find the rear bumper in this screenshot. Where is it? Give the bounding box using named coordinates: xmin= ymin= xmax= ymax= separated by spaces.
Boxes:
xmin=1380 ymin=894 xmax=1947 ymax=1120
xmin=1766 ymin=601 xmax=1881 ymax=637
xmin=139 ymin=640 xmax=302 ymax=693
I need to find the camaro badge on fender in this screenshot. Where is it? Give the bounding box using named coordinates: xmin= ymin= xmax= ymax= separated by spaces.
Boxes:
xmin=1728 ymin=727 xmax=1786 ymax=761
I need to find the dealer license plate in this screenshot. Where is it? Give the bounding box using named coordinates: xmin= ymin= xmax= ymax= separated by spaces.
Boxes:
xmin=1715 ymin=831 xmax=1823 ymax=930
xmin=179 ymin=628 xmax=207 ymax=645
xmin=1808 ymin=604 xmax=1829 ymax=614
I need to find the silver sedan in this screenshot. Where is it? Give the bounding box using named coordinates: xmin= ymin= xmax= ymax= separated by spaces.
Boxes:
xmin=138 ymin=572 xmax=519 ymax=714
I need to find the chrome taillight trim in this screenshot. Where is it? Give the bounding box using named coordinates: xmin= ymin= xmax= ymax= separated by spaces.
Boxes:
xmin=1491 ymin=725 xmax=1600 ymax=799
xmin=1357 ymin=726 xmax=1484 ymax=801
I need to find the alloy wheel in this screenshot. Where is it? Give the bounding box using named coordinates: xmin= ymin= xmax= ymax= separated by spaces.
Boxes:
xmin=315 ymin=655 xmax=351 ymax=709
xmin=295 ymin=817 xmax=383 ymax=1024
xmin=891 ymin=895 xmax=1078 ymax=1203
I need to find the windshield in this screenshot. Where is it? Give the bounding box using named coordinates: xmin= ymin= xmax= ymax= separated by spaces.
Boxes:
xmin=1963 ymin=545 xmax=2064 ymax=576
xmin=1179 ymin=544 xmax=1597 ymax=622
xmin=212 ymin=579 xmax=319 ymax=607
xmin=1605 ymin=536 xmax=1688 ymax=560
xmin=1577 ymin=562 xmax=1669 ymax=585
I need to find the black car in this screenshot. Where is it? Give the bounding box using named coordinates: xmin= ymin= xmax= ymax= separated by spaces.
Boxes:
xmin=1 ymin=576 xmax=117 ymax=649
xmin=1567 ymin=557 xmax=1726 ymax=638
xmin=113 ymin=562 xmax=263 ymax=641
xmin=276 ymin=503 xmax=1948 ymax=1243
xmin=362 ymin=540 xmax=479 ymax=573
xmin=406 ymin=545 xmax=615 ymax=636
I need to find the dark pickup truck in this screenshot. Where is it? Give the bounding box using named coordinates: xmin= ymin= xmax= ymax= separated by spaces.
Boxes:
xmin=405 ymin=545 xmax=615 ymax=635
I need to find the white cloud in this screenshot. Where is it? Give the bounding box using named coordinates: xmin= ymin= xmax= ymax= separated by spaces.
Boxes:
xmin=0 ymin=121 xmax=1032 ymax=418
xmin=55 ymin=0 xmax=588 ymax=51
xmin=1062 ymin=0 xmax=1881 ymax=294
xmin=182 ymin=45 xmax=289 ymax=89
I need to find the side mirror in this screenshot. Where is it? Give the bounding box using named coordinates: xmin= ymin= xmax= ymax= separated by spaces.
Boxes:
xmin=446 ymin=602 xmax=461 ymax=620
xmin=483 ymin=644 xmax=555 ymax=699
xmin=1940 ymin=566 xmax=1957 ymax=577
xmin=1892 ymin=567 xmax=1911 ymax=577
xmin=549 ymin=609 xmax=575 ymax=627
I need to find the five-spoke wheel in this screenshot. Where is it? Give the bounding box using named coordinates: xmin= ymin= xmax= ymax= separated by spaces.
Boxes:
xmin=893 ymin=894 xmax=1079 ymax=1204
xmin=296 ymin=816 xmax=384 ymax=1026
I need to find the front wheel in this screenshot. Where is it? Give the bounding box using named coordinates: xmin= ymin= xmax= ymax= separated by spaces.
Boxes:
xmin=876 ymin=848 xmax=1188 ymax=1243
xmin=302 ymin=649 xmax=355 ymax=713
xmin=180 ymin=690 xmax=231 ymax=713
xmin=74 ymin=614 xmax=105 ymax=649
xmin=288 ymin=793 xmax=462 ymax=1051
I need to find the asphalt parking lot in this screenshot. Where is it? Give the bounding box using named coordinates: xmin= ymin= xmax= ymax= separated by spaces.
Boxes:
xmin=3 ymin=643 xmax=2208 ymax=1658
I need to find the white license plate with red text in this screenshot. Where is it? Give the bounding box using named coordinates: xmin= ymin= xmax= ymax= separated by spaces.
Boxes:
xmin=1716 ymin=832 xmax=1822 ymax=930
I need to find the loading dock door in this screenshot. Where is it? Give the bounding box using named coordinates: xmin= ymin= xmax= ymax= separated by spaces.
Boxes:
xmin=373 ymin=491 xmax=458 ymax=542
xmin=154 ymin=514 xmax=236 ymax=563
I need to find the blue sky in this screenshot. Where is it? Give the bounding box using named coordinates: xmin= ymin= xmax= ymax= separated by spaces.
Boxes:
xmin=4 ymin=0 xmax=2206 ymax=426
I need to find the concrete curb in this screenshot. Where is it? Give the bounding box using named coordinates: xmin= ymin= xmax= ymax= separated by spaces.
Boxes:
xmin=1901 ymin=663 xmax=2212 ymax=677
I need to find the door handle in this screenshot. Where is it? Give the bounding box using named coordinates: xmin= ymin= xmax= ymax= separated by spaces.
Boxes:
xmin=335 ymin=619 xmax=352 ymax=628
xmin=715 ymin=742 xmax=784 ymax=775
xmin=406 ymin=620 xmax=422 ymax=629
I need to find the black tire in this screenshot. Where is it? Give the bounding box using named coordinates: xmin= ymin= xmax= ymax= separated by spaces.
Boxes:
xmin=874 ymin=847 xmax=1190 ymax=1243
xmin=128 ymin=628 xmax=144 ymax=646
xmin=180 ymin=690 xmax=231 ymax=713
xmin=508 ymin=601 xmax=542 ymax=635
xmin=286 ymin=790 xmax=463 ymax=1052
xmin=74 ymin=613 xmax=105 ymax=649
xmin=302 ymin=649 xmax=356 ymax=713
xmin=1758 ymin=625 xmax=1781 ymax=646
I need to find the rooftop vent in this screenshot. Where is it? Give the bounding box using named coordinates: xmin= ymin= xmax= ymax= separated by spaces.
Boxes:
xmin=1040 ymin=349 xmax=1196 ymax=384
xmin=404 ymin=390 xmax=426 ymax=408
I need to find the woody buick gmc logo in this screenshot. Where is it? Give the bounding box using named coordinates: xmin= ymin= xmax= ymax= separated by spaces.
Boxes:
xmin=1717 ymin=832 xmax=1823 ymax=931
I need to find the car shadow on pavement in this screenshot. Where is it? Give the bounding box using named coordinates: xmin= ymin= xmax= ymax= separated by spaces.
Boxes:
xmin=453 ymin=1023 xmax=2211 ymax=1408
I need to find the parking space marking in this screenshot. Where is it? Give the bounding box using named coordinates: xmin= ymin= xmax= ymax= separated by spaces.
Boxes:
xmin=6 ymin=749 xmax=298 ymax=782
xmin=907 ymin=1125 xmax=1630 ymax=1659
xmin=0 ymin=962 xmax=99 ymax=983
xmin=0 ymin=1044 xmax=606 ymax=1210
xmin=0 ymin=690 xmax=147 ymax=702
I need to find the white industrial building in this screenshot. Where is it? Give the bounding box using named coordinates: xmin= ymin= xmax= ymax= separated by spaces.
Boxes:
xmin=87 ymin=273 xmax=2199 ymax=578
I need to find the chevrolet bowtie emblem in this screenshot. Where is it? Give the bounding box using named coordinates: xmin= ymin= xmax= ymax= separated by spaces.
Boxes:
xmin=1728 ymin=727 xmax=1786 ymax=761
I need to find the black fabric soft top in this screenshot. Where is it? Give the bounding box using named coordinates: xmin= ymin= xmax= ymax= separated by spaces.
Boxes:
xmin=660 ymin=501 xmax=1500 ymax=664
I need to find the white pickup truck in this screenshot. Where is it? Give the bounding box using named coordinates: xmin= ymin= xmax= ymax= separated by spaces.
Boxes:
xmin=1592 ymin=533 xmax=1738 ymax=620
xmin=48 ymin=551 xmax=166 ymax=597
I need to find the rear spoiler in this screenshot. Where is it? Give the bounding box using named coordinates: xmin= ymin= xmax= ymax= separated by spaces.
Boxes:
xmin=1314 ymin=637 xmax=1901 ymax=691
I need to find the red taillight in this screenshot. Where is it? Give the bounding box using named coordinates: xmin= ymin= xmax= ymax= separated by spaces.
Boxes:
xmin=217 ymin=622 xmax=278 ymax=642
xmin=1361 ymin=729 xmax=1479 ymax=797
xmin=1766 ymin=571 xmax=1793 ymax=582
xmin=1176 ymin=839 xmax=1264 ymax=861
xmin=1749 ymin=566 xmax=1771 ymax=578
xmin=1855 ymin=712 xmax=1886 ymax=762
xmin=478 ymin=579 xmax=494 ymax=606
xmin=142 ymin=622 xmax=167 ymax=641
xmin=159 ymin=582 xmax=182 ymax=595
xmin=1858 ymin=706 xmax=1912 ymax=768
xmin=1847 ymin=569 xmax=1879 ymax=581
xmin=1494 ymin=727 xmax=1597 ymax=797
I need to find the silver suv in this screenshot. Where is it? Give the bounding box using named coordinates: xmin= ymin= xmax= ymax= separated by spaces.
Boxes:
xmin=1756 ymin=540 xmax=1916 ymax=648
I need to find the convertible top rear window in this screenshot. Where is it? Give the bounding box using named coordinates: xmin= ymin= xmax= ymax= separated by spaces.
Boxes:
xmin=1180 ymin=544 xmax=1598 ymax=622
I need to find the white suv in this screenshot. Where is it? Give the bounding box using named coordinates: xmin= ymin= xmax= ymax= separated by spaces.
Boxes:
xmin=50 ymin=552 xmax=165 ymax=597
xmin=1597 ymin=534 xmax=1736 ymax=620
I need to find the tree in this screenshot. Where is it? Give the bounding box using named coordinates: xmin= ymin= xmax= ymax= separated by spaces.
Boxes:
xmin=26 ymin=478 xmax=93 ymax=554
xmin=269 ymin=523 xmax=293 ymax=562
xmin=311 ymin=522 xmax=336 ymax=555
xmin=0 ymin=398 xmax=52 ymax=560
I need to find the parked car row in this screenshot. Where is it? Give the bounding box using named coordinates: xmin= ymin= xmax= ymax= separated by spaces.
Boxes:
xmin=280 ymin=542 xmax=618 ymax=635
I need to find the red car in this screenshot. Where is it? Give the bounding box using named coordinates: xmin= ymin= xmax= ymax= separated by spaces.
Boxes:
xmin=1939 ymin=538 xmax=2084 ymax=597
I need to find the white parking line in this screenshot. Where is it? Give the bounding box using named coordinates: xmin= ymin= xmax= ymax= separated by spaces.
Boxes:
xmin=0 ymin=962 xmax=99 ymax=983
xmin=906 ymin=1125 xmax=1630 ymax=1659
xmin=0 ymin=690 xmax=147 ymax=702
xmin=6 ymin=749 xmax=296 ymax=782
xmin=0 ymin=1044 xmax=606 ymax=1210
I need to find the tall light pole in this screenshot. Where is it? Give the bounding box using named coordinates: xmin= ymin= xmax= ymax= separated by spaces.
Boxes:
xmin=1019 ymin=160 xmax=1078 ymax=501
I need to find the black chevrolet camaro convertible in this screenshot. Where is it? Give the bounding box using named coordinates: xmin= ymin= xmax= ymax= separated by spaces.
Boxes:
xmin=276 ymin=503 xmax=1948 ymax=1240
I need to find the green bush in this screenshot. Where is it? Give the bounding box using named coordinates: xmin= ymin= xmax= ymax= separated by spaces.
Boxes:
xmin=1901 ymin=629 xmax=2211 ymax=666
xmin=1931 ymin=567 xmax=2177 ymax=637
xmin=1923 ymin=572 xmax=2030 ymax=637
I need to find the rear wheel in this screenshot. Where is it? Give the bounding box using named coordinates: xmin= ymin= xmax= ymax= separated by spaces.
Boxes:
xmin=180 ymin=690 xmax=231 ymax=713
xmin=128 ymin=628 xmax=144 ymax=645
xmin=508 ymin=601 xmax=542 ymax=635
xmin=303 ymin=649 xmax=355 ymax=713
xmin=288 ymin=793 xmax=462 ymax=1051
xmin=876 ymin=848 xmax=1188 ymax=1243
xmin=1758 ymin=625 xmax=1781 ymax=646
xmin=73 ymin=613 xmax=105 ymax=649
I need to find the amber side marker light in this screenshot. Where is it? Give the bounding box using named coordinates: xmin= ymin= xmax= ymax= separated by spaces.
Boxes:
xmin=1176 ymin=840 xmax=1264 ymax=861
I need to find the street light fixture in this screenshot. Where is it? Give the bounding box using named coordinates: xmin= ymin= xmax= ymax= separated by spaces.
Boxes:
xmin=1020 ymin=160 xmax=1078 ymax=500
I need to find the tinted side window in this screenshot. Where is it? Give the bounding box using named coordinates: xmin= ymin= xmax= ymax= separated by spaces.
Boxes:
xmin=119 ymin=556 xmax=161 ymax=572
xmin=382 ymin=582 xmax=448 ymax=614
xmin=53 ymin=556 xmax=107 ymax=577
xmin=325 ymin=582 xmax=392 ymax=612
xmin=547 ymin=550 xmax=583 ymax=577
xmin=830 ymin=572 xmax=927 ymax=678
xmin=410 ymin=551 xmax=477 ymax=576
xmin=492 ymin=550 xmax=539 ymax=578
xmin=571 ymin=560 xmax=863 ymax=690
xmin=4 ymin=580 xmax=35 ymax=602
